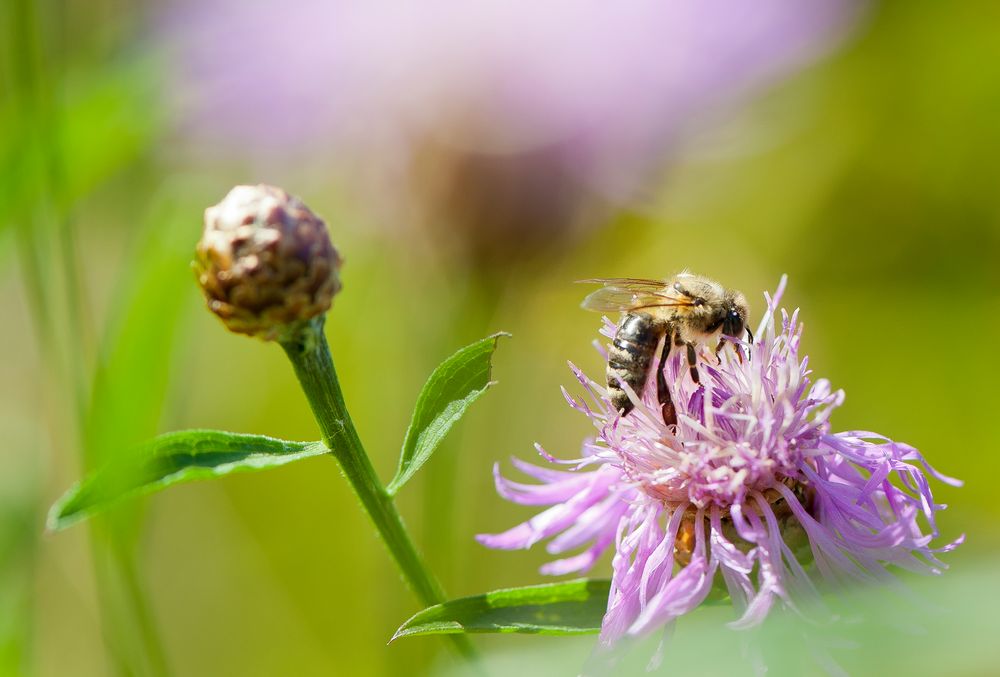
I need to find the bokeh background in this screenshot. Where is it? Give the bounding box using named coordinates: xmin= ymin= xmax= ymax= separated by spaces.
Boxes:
xmin=2 ymin=1 xmax=999 ymax=675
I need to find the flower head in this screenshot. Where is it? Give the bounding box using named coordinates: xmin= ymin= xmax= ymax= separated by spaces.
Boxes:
xmin=478 ymin=276 xmax=961 ymax=645
xmin=171 ymin=1 xmax=859 ymax=179
xmin=195 ymin=184 xmax=342 ymax=341
xmin=168 ymin=2 xmax=860 ymax=269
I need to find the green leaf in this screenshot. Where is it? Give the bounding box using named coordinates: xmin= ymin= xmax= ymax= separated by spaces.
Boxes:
xmin=386 ymin=332 xmax=508 ymax=496
xmin=394 ymin=579 xmax=735 ymax=641
xmin=78 ymin=184 xmax=212 ymax=549
xmin=84 ymin=183 xmax=202 ymax=468
xmin=0 ymin=56 xmax=162 ymax=235
xmin=58 ymin=57 xmax=163 ymax=206
xmin=48 ymin=430 xmax=328 ymax=531
xmin=392 ymin=579 xmax=611 ymax=640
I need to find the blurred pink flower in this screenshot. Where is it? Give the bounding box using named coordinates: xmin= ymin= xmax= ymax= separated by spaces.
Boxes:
xmin=172 ymin=0 xmax=856 ymax=191
xmin=167 ymin=1 xmax=860 ymax=265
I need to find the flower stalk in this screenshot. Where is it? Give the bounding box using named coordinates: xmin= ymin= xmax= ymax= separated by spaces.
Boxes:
xmin=280 ymin=316 xmax=478 ymax=662
xmin=196 ymin=184 xmax=477 ymax=662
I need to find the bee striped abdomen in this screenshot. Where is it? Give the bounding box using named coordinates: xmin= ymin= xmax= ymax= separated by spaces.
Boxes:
xmin=607 ymin=312 xmax=663 ymax=415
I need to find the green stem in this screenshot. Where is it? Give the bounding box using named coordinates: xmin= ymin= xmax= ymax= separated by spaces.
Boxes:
xmin=116 ymin=544 xmax=170 ymax=677
xmin=9 ymin=0 xmax=168 ymax=673
xmin=280 ymin=317 xmax=478 ymax=663
xmin=89 ymin=530 xmax=170 ymax=677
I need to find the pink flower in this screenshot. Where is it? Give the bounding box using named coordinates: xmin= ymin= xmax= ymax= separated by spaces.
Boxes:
xmin=478 ymin=276 xmax=962 ymax=645
xmin=167 ymin=2 xmax=860 ymax=268
xmin=168 ymin=0 xmax=859 ymax=200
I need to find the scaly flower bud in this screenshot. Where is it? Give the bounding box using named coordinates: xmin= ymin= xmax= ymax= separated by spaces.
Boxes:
xmin=195 ymin=185 xmax=342 ymax=341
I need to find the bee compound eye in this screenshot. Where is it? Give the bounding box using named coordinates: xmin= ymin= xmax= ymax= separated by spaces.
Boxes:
xmin=723 ymin=309 xmax=744 ymax=337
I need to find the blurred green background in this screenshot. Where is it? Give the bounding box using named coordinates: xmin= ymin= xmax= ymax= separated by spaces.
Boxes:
xmin=2 ymin=1 xmax=999 ymax=675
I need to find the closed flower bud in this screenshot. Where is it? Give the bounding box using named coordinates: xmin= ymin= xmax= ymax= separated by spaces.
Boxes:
xmin=195 ymin=184 xmax=342 ymax=341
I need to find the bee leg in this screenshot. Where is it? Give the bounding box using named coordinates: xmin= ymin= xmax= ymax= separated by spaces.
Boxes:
xmin=716 ymin=336 xmax=743 ymax=364
xmin=686 ymin=342 xmax=700 ymax=384
xmin=713 ymin=337 xmax=726 ymax=365
xmin=657 ymin=332 xmax=677 ymax=426
xmin=737 ymin=327 xmax=754 ymax=362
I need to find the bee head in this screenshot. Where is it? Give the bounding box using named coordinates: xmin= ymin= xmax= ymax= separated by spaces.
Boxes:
xmin=673 ymin=275 xmax=751 ymax=343
xmin=721 ymin=291 xmax=750 ymax=342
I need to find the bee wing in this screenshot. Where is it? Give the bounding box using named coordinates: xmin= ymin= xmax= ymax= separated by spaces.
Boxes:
xmin=577 ymin=277 xmax=671 ymax=290
xmin=578 ymin=278 xmax=691 ymax=313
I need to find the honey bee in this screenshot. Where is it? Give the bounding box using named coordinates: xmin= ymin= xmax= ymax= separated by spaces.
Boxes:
xmin=580 ymin=273 xmax=751 ymax=423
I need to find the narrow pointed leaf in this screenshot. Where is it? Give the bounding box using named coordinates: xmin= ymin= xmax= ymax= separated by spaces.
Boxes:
xmin=48 ymin=430 xmax=328 ymax=530
xmin=392 ymin=579 xmax=611 ymax=640
xmin=386 ymin=332 xmax=508 ymax=496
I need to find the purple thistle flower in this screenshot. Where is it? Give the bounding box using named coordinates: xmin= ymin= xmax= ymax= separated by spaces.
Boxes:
xmin=165 ymin=1 xmax=861 ymax=270
xmin=478 ymin=276 xmax=962 ymax=646
xmin=166 ymin=0 xmax=859 ymax=199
